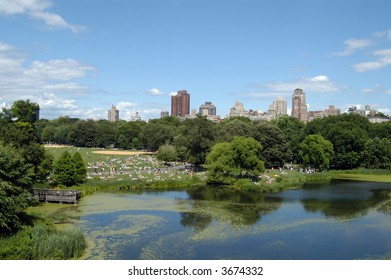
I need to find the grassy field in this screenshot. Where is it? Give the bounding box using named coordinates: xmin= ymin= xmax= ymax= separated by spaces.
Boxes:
xmin=332 ymin=173 xmax=391 ymax=182
xmin=44 ymin=145 xmax=207 ymax=186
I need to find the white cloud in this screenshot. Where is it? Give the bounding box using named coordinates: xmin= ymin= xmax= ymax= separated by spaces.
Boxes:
xmin=0 ymin=42 xmax=14 ymax=52
xmin=310 ymin=75 xmax=329 ymax=82
xmin=146 ymin=88 xmax=163 ymax=96
xmin=170 ymin=91 xmax=178 ymax=96
xmin=386 ymin=89 xmax=391 ymax=95
xmin=116 ymin=102 xmax=137 ymax=110
xmin=0 ymin=42 xmax=94 ymax=118
xmin=362 ymin=85 xmax=381 ymax=93
xmin=25 ymin=59 xmax=94 ymax=81
xmin=0 ymin=0 xmax=85 ymax=33
xmin=261 ymin=75 xmax=340 ymax=93
xmin=36 ymin=92 xmax=77 ymax=110
xmin=353 ymin=48 xmax=391 ymax=72
xmin=333 ymin=38 xmax=373 ymax=56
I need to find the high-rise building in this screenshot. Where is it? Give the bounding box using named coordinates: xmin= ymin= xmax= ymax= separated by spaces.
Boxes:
xmin=229 ymin=101 xmax=245 ymax=117
xmin=199 ymin=101 xmax=216 ymax=116
xmin=171 ymin=90 xmax=190 ymax=117
xmin=291 ymin=88 xmax=307 ymax=122
xmin=324 ymin=105 xmax=341 ymax=116
xmin=269 ymin=96 xmax=287 ymax=118
xmin=108 ymin=105 xmax=119 ymax=122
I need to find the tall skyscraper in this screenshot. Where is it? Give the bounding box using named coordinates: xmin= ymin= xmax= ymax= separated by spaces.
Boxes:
xmin=291 ymin=88 xmax=307 ymax=122
xmin=270 ymin=96 xmax=287 ymax=118
xmin=108 ymin=105 xmax=119 ymax=122
xmin=171 ymin=90 xmax=190 ymax=117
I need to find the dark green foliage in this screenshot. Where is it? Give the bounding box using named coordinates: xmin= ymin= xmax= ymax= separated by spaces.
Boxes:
xmin=0 ymin=143 xmax=34 ymax=189
xmin=216 ymin=118 xmax=254 ymax=142
xmin=94 ymin=120 xmax=116 ymax=147
xmin=72 ymin=152 xmax=87 ymax=184
xmin=52 ymin=151 xmax=87 ymax=187
xmin=52 ymin=151 xmax=77 ymax=187
xmin=176 ymin=117 xmax=216 ymax=166
xmin=0 ymin=223 xmax=85 ymax=260
xmin=252 ymin=121 xmax=292 ymax=168
xmin=10 ymin=99 xmax=40 ymax=123
xmin=68 ymin=120 xmax=97 ymax=147
xmin=139 ymin=121 xmax=176 ymax=151
xmin=360 ymin=137 xmax=391 ymax=169
xmin=0 ymin=181 xmax=31 ymax=233
xmin=273 ymin=115 xmax=305 ymax=163
xmin=115 ymin=120 xmax=144 ymax=149
xmin=0 ymin=143 xmax=35 ymax=233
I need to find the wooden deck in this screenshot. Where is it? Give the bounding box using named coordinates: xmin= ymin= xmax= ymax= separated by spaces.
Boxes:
xmin=33 ymin=188 xmax=81 ymax=204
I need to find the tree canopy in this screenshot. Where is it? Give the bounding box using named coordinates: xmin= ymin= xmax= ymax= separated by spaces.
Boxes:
xmin=206 ymin=136 xmax=265 ymax=185
xmin=300 ymin=134 xmax=334 ymax=170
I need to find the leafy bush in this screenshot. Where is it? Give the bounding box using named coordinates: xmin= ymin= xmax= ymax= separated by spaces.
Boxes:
xmin=0 ymin=223 xmax=85 ymax=260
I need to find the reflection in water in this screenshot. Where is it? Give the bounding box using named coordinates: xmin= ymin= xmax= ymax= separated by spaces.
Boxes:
xmin=179 ymin=187 xmax=282 ymax=230
xmin=302 ymin=184 xmax=391 ymax=220
xmin=34 ymin=180 xmax=391 ymax=260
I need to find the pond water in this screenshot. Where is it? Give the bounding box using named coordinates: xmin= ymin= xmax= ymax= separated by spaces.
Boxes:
xmin=61 ymin=180 xmax=391 ymax=259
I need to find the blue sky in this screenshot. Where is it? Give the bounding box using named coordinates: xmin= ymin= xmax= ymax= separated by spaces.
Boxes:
xmin=1 ymin=0 xmax=391 ymax=120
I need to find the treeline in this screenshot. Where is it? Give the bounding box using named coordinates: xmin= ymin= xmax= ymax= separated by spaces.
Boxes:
xmin=34 ymin=110 xmax=391 ymax=170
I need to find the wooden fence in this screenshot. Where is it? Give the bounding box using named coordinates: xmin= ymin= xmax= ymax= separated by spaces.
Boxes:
xmin=33 ymin=188 xmax=81 ymax=204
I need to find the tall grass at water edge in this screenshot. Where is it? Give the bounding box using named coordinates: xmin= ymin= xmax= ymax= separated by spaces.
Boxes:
xmin=0 ymin=215 xmax=85 ymax=260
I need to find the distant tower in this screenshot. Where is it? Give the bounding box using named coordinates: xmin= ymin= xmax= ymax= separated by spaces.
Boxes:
xmin=171 ymin=90 xmax=190 ymax=117
xmin=229 ymin=101 xmax=245 ymax=117
xmin=108 ymin=105 xmax=119 ymax=122
xmin=291 ymin=88 xmax=307 ymax=122
xmin=199 ymin=101 xmax=217 ymax=116
xmin=273 ymin=96 xmax=287 ymax=117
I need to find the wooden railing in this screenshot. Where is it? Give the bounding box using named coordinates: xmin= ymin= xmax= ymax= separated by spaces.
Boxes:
xmin=33 ymin=188 xmax=81 ymax=204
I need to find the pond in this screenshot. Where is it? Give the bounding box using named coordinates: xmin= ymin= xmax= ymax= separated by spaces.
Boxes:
xmin=58 ymin=180 xmax=391 ymax=260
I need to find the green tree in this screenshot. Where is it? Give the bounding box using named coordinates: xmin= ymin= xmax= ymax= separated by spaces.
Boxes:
xmin=72 ymin=152 xmax=87 ymax=184
xmin=52 ymin=151 xmax=77 ymax=187
xmin=299 ymin=134 xmax=334 ymax=170
xmin=115 ymin=120 xmax=144 ymax=149
xmin=273 ymin=115 xmax=305 ymax=163
xmin=157 ymin=143 xmax=178 ymax=162
xmin=252 ymin=121 xmax=292 ymax=168
xmin=41 ymin=124 xmax=57 ymax=143
xmin=94 ymin=120 xmax=116 ymax=148
xmin=305 ymin=114 xmax=369 ymax=169
xmin=139 ymin=121 xmax=177 ymax=151
xmin=360 ymin=137 xmax=391 ymax=169
xmin=0 ymin=143 xmax=34 ymax=233
xmin=215 ymin=117 xmax=254 ymax=142
xmin=206 ymin=136 xmax=265 ymax=184
xmin=176 ymin=117 xmax=216 ymax=166
xmin=10 ymin=99 xmax=40 ymax=123
xmin=68 ymin=120 xmax=97 ymax=147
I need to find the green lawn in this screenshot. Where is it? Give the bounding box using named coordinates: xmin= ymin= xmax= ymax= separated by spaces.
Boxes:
xmin=332 ymin=173 xmax=391 ymax=183
xmin=44 ymin=146 xmax=205 ymax=184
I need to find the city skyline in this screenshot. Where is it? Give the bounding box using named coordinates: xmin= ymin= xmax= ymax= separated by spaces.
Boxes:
xmin=1 ymin=0 xmax=391 ymax=120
